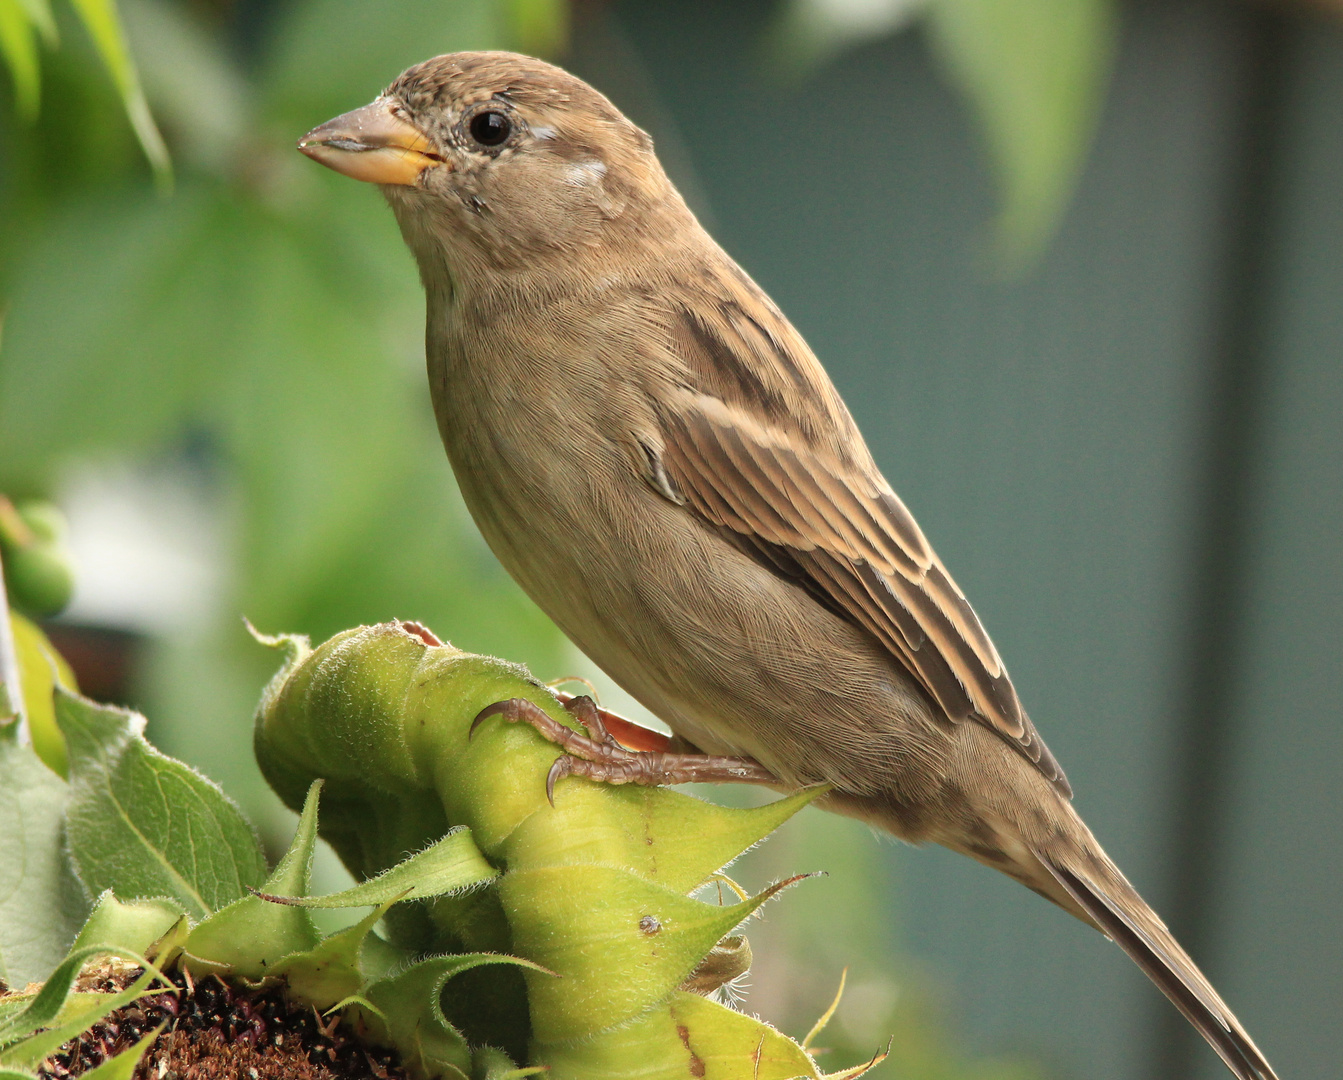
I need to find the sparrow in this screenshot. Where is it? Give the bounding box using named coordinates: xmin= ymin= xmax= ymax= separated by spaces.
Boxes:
xmin=297 ymin=52 xmax=1278 ymax=1080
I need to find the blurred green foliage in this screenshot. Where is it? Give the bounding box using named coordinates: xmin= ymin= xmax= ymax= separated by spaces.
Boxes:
xmin=0 ymin=0 xmax=168 ymax=180
xmin=767 ymin=0 xmax=1117 ymax=261
xmin=0 ymin=0 xmax=573 ymax=820
xmin=926 ymin=0 xmax=1116 ymax=264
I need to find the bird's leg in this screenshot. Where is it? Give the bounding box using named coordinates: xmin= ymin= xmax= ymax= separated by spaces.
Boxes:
xmin=555 ymin=690 xmax=668 ymax=752
xmin=469 ymin=694 xmax=779 ymax=804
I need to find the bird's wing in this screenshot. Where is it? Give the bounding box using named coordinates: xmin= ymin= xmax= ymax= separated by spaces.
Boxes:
xmin=652 ymin=384 xmax=1070 ymax=796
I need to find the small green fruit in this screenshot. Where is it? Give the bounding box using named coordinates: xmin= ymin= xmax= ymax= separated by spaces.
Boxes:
xmin=5 ymin=543 xmax=75 ymax=619
xmin=0 ymin=500 xmax=76 ymax=618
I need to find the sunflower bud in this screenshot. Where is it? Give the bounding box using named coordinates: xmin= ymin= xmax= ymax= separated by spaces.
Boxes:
xmin=254 ymin=621 xmax=875 ymax=1079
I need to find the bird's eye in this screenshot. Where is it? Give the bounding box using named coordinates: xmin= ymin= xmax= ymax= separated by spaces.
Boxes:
xmin=469 ymin=110 xmax=511 ymax=148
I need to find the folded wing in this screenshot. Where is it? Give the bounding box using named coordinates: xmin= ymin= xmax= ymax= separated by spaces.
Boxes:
xmin=654 ymin=391 xmax=1070 ymax=796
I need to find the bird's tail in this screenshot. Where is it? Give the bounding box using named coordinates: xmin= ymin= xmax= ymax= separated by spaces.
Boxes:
xmin=1033 ymin=836 xmax=1278 ymax=1080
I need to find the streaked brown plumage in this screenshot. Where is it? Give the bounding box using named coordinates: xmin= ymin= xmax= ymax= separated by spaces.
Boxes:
xmin=298 ymin=51 xmax=1278 ymax=1080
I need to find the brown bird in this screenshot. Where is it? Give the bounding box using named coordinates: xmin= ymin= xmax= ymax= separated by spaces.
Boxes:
xmin=298 ymin=52 xmax=1278 ymax=1080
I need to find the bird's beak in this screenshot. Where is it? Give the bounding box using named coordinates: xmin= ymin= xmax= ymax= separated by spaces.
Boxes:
xmin=297 ymin=98 xmax=442 ymax=186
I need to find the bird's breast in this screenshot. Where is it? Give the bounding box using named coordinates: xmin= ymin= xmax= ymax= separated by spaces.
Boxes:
xmin=426 ymin=299 xmax=945 ymax=798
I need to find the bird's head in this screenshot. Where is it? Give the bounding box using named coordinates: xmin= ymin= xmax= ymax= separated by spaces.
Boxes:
xmin=298 ymin=51 xmax=681 ymax=282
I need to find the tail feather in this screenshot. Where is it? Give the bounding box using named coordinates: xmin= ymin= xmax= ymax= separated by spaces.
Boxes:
xmin=1038 ymin=853 xmax=1278 ymax=1080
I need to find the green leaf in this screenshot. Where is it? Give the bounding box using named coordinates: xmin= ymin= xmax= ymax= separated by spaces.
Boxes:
xmin=668 ymin=991 xmax=833 ymax=1079
xmin=269 ymin=901 xmax=389 ymax=1010
xmin=926 ymin=0 xmax=1117 ymax=264
xmin=212 ymin=211 xmax=424 ymax=632
xmin=263 ymin=779 xmax=322 ymax=899
xmin=9 ymin=612 xmax=76 ymax=777
xmin=0 ymin=738 xmax=87 ymax=988
xmin=56 ymin=688 xmax=268 ymax=921
xmin=262 ymin=828 xmax=497 ymax=909
xmin=470 ymin=1046 xmax=545 ymax=1080
xmin=66 ymin=0 xmax=170 ymax=185
xmin=116 ymin=0 xmax=247 ymax=176
xmin=360 ymin=953 xmax=551 ymax=1080
xmin=0 ymin=989 xmax=130 ymax=1034
xmin=14 ymin=0 xmax=57 ymax=42
xmin=0 ymin=945 xmax=142 ymax=1047
xmin=0 ymin=0 xmax=41 ymax=119
xmin=0 ymin=170 xmax=560 ymax=670
xmin=70 ymin=893 xmax=184 ymax=960
xmin=0 ymin=966 xmax=156 ymax=1070
xmin=182 ymin=781 xmax=323 ymax=977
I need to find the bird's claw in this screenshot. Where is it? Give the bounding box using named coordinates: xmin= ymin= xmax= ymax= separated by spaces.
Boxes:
xmin=469 ymin=698 xmax=516 ymax=740
xmin=469 ymin=694 xmax=779 ymax=804
xmin=545 ymin=755 xmax=574 ymax=807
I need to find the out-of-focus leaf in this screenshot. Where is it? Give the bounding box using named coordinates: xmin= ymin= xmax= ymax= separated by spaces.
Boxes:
xmin=764 ymin=0 xmax=928 ymax=76
xmin=0 ymin=0 xmax=41 ymax=119
xmin=14 ymin=0 xmax=55 ymax=41
xmin=925 ymin=0 xmax=1117 ymax=264
xmin=0 ymin=184 xmax=415 ymax=631
xmin=55 ymin=688 xmax=267 ymax=921
xmin=119 ymin=0 xmax=247 ymax=176
xmin=279 ymin=448 xmax=565 ymax=669
xmin=66 ymin=0 xmax=169 ymax=185
xmin=9 ymin=613 xmax=75 ymax=776
xmin=262 ymin=0 xmax=504 ymax=129
xmin=0 ymin=737 xmax=87 ymax=988
xmin=0 ymin=15 xmax=568 ymax=668
xmin=504 ymin=0 xmax=567 ymax=57
xmin=0 ymin=188 xmax=247 ymax=479
xmin=210 ymin=210 xmax=420 ymax=631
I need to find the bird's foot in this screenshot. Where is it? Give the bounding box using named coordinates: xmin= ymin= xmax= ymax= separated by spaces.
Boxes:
xmin=469 ymin=693 xmax=778 ymax=804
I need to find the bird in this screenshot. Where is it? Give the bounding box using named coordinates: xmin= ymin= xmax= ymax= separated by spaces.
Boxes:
xmin=296 ymin=51 xmax=1278 ymax=1080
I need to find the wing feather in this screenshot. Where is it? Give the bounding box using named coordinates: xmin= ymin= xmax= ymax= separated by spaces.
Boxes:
xmin=655 ymin=390 xmax=1068 ymax=794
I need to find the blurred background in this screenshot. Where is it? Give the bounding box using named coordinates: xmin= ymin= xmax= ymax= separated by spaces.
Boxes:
xmin=1 ymin=0 xmax=1339 ymax=1078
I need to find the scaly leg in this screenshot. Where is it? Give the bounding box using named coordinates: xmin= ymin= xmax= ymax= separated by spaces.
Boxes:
xmin=552 ymin=690 xmax=675 ymax=753
xmin=469 ymin=695 xmax=778 ymax=804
